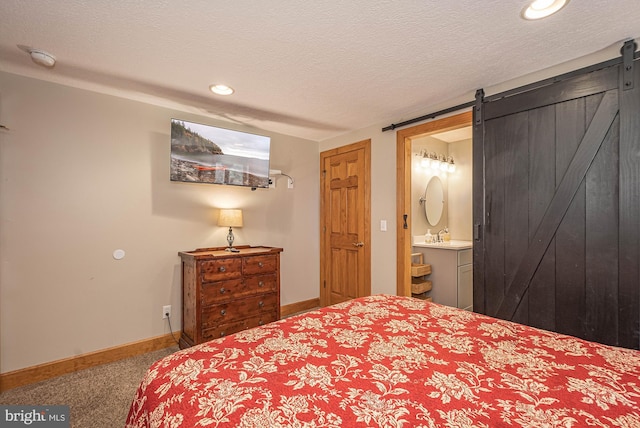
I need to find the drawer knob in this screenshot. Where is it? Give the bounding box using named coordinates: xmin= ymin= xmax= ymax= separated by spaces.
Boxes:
xmin=258 ymin=301 xmax=264 ymax=308
xmin=221 ymin=309 xmax=226 ymax=316
xmin=220 ymin=331 xmax=225 ymax=337
xmin=220 ymin=287 xmax=226 ymax=294
xmin=258 ymin=281 xmax=264 ymax=287
xmin=258 ymin=262 xmax=264 ymax=268
xmin=219 ymin=266 xmax=226 ymax=272
xmin=259 ymin=320 xmax=264 ymax=325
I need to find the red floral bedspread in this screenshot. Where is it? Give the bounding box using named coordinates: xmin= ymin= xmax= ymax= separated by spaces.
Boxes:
xmin=126 ymin=295 xmax=640 ymax=427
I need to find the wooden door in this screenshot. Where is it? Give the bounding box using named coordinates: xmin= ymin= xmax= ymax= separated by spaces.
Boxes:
xmin=320 ymin=140 xmax=371 ymax=306
xmin=474 ymin=50 xmax=640 ymax=349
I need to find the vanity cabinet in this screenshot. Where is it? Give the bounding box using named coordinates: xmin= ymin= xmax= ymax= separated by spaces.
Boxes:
xmin=178 ymin=245 xmax=283 ymax=348
xmin=412 ymin=240 xmax=473 ymax=310
xmin=456 ymin=249 xmax=473 ymax=311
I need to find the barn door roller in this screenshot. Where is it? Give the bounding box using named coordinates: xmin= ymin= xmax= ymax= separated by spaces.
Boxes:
xmin=622 ymin=39 xmax=637 ymax=91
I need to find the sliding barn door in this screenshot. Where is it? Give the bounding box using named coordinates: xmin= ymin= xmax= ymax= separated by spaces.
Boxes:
xmin=473 ymin=45 xmax=640 ymax=349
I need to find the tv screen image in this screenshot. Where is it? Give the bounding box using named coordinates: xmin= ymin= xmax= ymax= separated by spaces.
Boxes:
xmin=170 ymin=119 xmax=271 ymax=188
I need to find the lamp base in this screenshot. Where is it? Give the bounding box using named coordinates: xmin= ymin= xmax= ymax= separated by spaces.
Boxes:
xmin=223 ymin=226 xmax=240 ymax=252
xmin=226 ymin=226 xmax=235 ymax=247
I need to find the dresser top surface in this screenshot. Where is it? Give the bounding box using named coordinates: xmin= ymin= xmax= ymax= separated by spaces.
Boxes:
xmin=179 ymin=246 xmax=283 ymax=259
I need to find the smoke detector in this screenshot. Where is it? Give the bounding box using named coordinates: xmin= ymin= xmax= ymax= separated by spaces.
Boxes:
xmin=17 ymin=45 xmax=56 ymax=68
xmin=29 ymin=49 xmax=56 ymax=68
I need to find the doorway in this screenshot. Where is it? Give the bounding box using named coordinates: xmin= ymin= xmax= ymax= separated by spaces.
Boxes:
xmin=396 ymin=112 xmax=472 ymax=296
xmin=320 ymin=139 xmax=371 ymax=306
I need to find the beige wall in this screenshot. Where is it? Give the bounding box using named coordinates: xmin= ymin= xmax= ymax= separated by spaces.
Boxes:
xmin=0 ymin=72 xmax=319 ymax=373
xmin=446 ymin=138 xmax=473 ymax=241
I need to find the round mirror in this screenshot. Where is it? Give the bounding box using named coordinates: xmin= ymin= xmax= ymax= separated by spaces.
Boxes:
xmin=424 ymin=176 xmax=444 ymax=226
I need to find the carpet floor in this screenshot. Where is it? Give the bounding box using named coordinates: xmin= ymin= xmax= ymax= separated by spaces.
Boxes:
xmin=0 ymin=346 xmax=179 ymax=427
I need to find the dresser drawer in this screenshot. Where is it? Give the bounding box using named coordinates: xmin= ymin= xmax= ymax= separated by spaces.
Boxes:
xmin=201 ymin=279 xmax=247 ymax=306
xmin=201 ymin=258 xmax=242 ymax=282
xmin=202 ymin=293 xmax=278 ymax=328
xmin=202 ymin=312 xmax=278 ymax=340
xmin=243 ymin=254 xmax=277 ymax=275
xmin=245 ymin=273 xmax=277 ymax=293
xmin=201 ymin=274 xmax=277 ymax=306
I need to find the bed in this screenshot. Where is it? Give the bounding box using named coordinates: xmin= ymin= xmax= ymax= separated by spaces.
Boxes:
xmin=126 ymin=294 xmax=640 ymax=427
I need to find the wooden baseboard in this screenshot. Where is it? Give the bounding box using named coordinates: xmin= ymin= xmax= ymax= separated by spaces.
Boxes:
xmin=0 ymin=333 xmax=179 ymax=392
xmin=1 ymin=299 xmax=319 ymax=392
xmin=281 ymin=297 xmax=321 ymax=317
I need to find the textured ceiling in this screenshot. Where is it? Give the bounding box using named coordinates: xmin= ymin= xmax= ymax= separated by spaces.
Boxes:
xmin=1 ymin=1 xmax=639 ymax=141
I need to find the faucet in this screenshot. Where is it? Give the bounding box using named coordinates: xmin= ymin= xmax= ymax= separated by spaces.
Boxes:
xmin=436 ymin=229 xmax=445 ymax=243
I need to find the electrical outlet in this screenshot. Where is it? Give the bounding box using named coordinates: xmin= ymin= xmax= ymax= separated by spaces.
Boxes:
xmin=162 ymin=305 xmax=171 ymax=319
xmin=287 ymin=178 xmax=294 ymax=189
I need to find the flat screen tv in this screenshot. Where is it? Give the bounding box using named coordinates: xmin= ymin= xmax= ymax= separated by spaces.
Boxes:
xmin=170 ymin=119 xmax=271 ymax=188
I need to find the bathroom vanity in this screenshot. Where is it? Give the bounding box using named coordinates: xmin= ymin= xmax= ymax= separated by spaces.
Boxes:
xmin=412 ymin=237 xmax=473 ymax=311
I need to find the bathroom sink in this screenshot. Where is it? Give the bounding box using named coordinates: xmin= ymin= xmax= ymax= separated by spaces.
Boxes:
xmin=412 ymin=237 xmax=473 ymax=250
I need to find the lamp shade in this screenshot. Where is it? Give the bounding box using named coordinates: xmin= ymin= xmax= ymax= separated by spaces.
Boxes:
xmin=217 ymin=209 xmax=243 ymax=227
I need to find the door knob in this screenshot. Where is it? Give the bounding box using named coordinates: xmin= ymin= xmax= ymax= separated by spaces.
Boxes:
xmin=352 ymin=242 xmax=364 ymax=247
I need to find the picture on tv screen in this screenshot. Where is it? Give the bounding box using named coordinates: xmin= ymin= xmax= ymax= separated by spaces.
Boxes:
xmin=170 ymin=119 xmax=271 ymax=188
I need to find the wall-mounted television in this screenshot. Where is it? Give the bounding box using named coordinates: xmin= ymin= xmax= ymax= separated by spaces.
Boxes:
xmin=170 ymin=119 xmax=271 ymax=189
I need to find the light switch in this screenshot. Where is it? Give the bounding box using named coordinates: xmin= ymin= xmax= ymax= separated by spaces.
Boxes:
xmin=380 ymin=220 xmax=387 ymax=231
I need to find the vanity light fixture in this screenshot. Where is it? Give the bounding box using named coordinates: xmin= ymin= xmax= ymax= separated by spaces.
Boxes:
xmin=429 ymin=153 xmax=441 ymax=169
xmin=209 ymin=84 xmax=234 ymax=95
xmin=438 ymin=154 xmax=449 ymax=172
xmin=420 ymin=152 xmax=430 ymax=168
xmin=417 ymin=150 xmax=456 ymax=174
xmin=446 ymin=156 xmax=456 ymax=173
xmin=521 ymin=0 xmax=569 ymax=20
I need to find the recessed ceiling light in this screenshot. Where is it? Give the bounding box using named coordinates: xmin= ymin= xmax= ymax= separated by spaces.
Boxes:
xmin=209 ymin=84 xmax=234 ymax=95
xmin=521 ymin=0 xmax=569 ymax=20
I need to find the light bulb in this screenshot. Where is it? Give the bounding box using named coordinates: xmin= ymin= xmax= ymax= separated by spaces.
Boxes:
xmin=531 ymin=0 xmax=555 ymax=10
xmin=209 ymin=84 xmax=234 ymax=95
xmin=521 ymin=0 xmax=568 ymax=20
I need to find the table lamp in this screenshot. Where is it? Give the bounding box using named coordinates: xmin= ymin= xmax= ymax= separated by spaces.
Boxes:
xmin=217 ymin=209 xmax=243 ymax=252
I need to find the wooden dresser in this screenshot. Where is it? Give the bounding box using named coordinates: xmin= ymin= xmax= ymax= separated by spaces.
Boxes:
xmin=178 ymin=245 xmax=283 ymax=348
